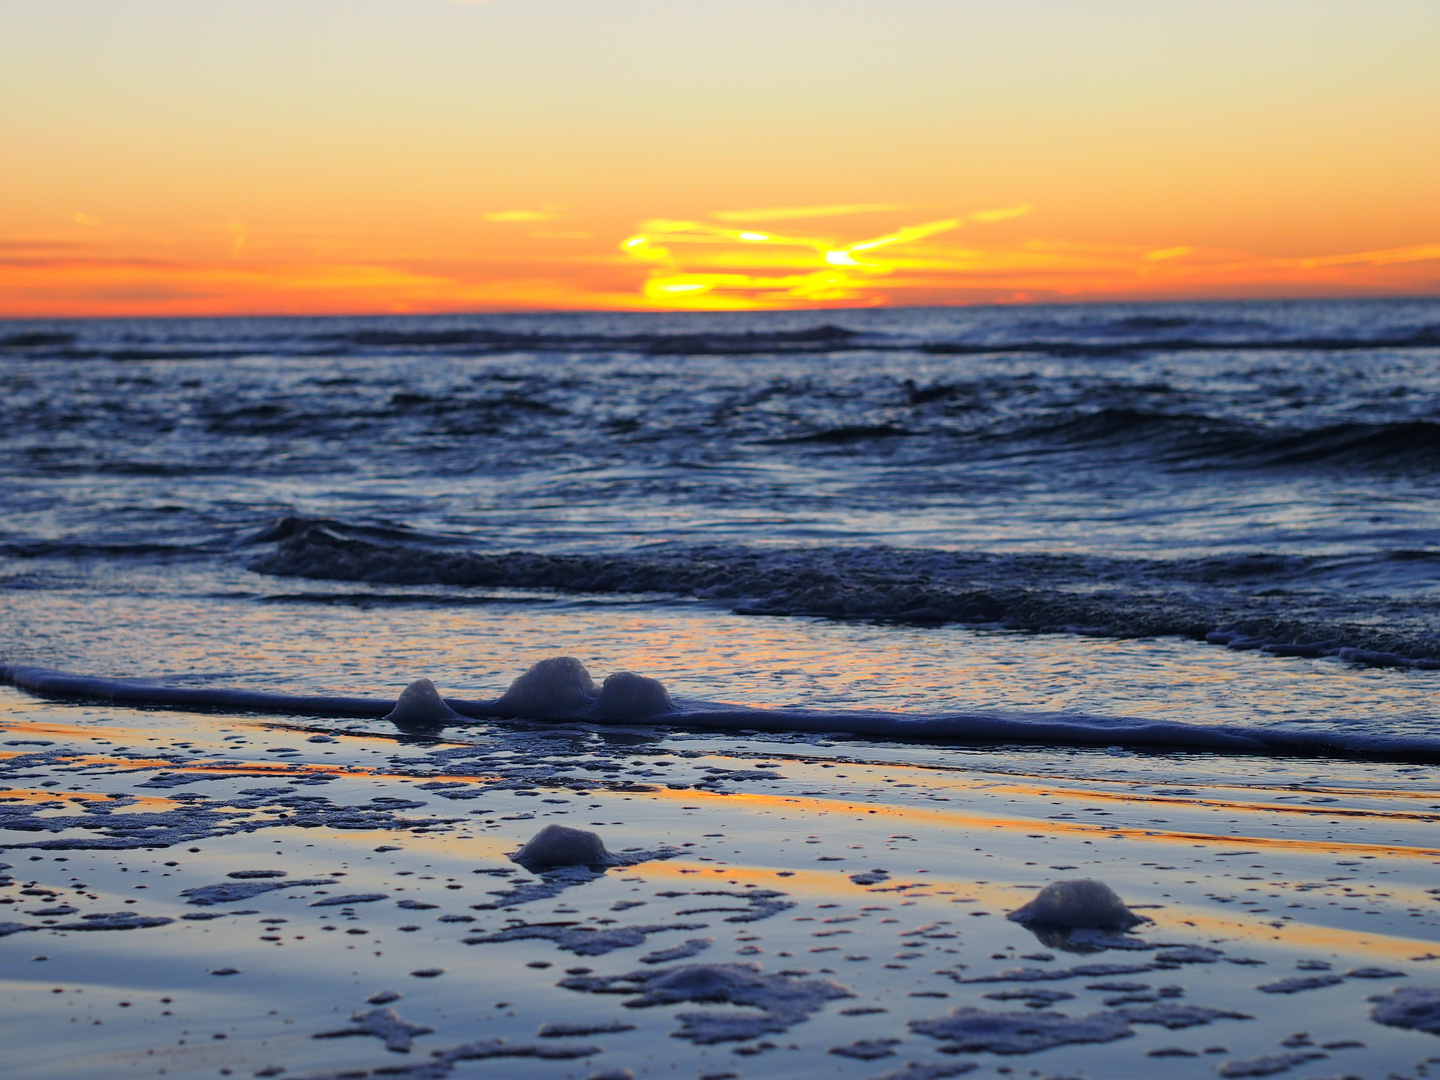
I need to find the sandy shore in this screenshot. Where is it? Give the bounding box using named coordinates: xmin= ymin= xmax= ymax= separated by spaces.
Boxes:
xmin=3 ymin=687 xmax=1439 ymax=1080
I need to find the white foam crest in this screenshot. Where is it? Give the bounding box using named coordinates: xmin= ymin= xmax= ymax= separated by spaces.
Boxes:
xmin=593 ymin=671 xmax=674 ymax=719
xmin=493 ymin=656 xmax=597 ymax=717
xmin=7 ymin=660 xmax=1440 ymax=762
xmin=383 ymin=678 xmax=462 ymax=726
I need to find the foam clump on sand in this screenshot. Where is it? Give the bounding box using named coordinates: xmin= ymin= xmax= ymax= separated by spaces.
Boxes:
xmin=494 ymin=657 xmax=598 ymax=717
xmin=909 ymin=1006 xmax=1132 ymax=1054
xmin=1370 ymin=987 xmax=1440 ymax=1034
xmin=1257 ymin=974 xmax=1343 ymax=994
xmin=491 ymin=657 xmax=676 ymax=719
xmin=512 ymin=824 xmax=616 ymax=871
xmin=593 ymin=671 xmax=674 ymax=719
xmin=559 ymin=963 xmax=851 ymax=1044
xmin=865 ymin=1065 xmax=976 ymax=1080
xmin=314 ymin=1007 xmax=435 ymax=1053
xmin=55 ymin=913 xmax=174 ymax=932
xmin=1216 ymin=1052 xmax=1328 ymax=1078
xmin=1007 ymin=879 xmax=1144 ymax=929
xmin=180 ymin=876 xmax=338 ymax=906
xmin=466 ymin=920 xmax=705 ymax=956
xmin=384 ymin=678 xmax=462 ymax=726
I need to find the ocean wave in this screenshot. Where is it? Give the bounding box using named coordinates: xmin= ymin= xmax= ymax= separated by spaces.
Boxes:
xmin=767 ymin=423 xmax=915 ymax=444
xmin=247 ymin=521 xmax=1440 ymax=665
xmin=0 ymin=324 xmax=870 ymax=361
xmin=387 ymin=391 xmax=566 ymax=415
xmin=1019 ymin=411 xmax=1440 ymax=471
xmin=5 ymin=660 xmax=1438 ymax=761
xmin=241 ymin=516 xmax=449 ymax=546
xmin=328 ymin=323 xmax=864 ymax=355
xmin=0 ymin=539 xmax=215 ymax=560
xmin=5 ymin=309 xmax=1440 ymax=362
xmin=1227 ymin=419 xmax=1440 ymax=469
xmin=0 ymin=331 xmax=76 ymax=350
xmin=0 ymin=337 xmax=254 ymax=362
xmin=915 ymin=330 xmax=1440 ymax=357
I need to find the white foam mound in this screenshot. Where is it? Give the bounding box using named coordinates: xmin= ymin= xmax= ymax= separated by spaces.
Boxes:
xmin=512 ymin=824 xmax=616 ymax=870
xmin=494 ymin=656 xmax=597 ymax=717
xmin=1007 ymin=879 xmax=1143 ymax=929
xmin=383 ymin=678 xmax=462 ymax=726
xmin=593 ymin=671 xmax=674 ymax=719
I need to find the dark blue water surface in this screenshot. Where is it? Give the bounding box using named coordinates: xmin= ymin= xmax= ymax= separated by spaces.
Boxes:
xmin=2 ymin=299 xmax=1439 ymax=744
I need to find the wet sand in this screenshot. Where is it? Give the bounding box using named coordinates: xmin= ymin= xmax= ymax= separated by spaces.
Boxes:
xmin=3 ymin=688 xmax=1440 ymax=1080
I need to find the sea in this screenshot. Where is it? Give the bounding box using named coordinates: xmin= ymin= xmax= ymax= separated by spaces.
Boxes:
xmin=4 ymin=299 xmax=1440 ymax=1080
xmin=2 ymin=298 xmax=1439 ymax=752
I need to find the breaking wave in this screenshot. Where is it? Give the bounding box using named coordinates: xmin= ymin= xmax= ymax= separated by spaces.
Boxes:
xmin=247 ymin=521 xmax=1440 ymax=667
xmin=1021 ymin=411 xmax=1440 ymax=471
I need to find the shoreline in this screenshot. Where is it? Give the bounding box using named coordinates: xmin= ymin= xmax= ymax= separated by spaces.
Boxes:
xmin=4 ymin=688 xmax=1439 ymax=1079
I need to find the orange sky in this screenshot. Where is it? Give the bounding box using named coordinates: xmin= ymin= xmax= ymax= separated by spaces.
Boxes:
xmin=3 ymin=0 xmax=1438 ymax=317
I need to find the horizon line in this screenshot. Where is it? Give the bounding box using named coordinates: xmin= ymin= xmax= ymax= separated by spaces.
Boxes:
xmin=4 ymin=291 xmax=1439 ymax=325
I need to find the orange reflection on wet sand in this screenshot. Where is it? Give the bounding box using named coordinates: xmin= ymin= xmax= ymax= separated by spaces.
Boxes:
xmin=0 ymin=717 xmax=151 ymax=742
xmin=0 ymin=788 xmax=117 ymax=804
xmin=629 ymin=856 xmax=1440 ymax=962
xmin=1144 ymin=907 xmax=1438 ymax=963
xmin=651 ymin=787 xmax=1440 ymax=863
xmin=905 ymin=771 xmax=1440 ymax=822
xmin=0 ymin=787 xmax=179 ymax=809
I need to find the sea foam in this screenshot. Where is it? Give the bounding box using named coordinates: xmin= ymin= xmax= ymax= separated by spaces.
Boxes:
xmin=512 ymin=824 xmax=616 ymax=870
xmin=6 ymin=659 xmax=1440 ymax=762
xmin=1007 ymin=880 xmax=1145 ymax=930
xmin=495 ymin=656 xmax=598 ymax=717
xmin=384 ymin=678 xmax=462 ymax=726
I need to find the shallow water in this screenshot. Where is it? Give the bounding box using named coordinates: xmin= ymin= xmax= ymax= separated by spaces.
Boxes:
xmin=4 ymin=585 xmax=1440 ymax=747
xmin=3 ymin=691 xmax=1439 ymax=1079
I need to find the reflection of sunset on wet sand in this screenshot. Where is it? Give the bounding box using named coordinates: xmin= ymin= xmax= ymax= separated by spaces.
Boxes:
xmin=4 ymin=685 xmax=1439 ymax=1077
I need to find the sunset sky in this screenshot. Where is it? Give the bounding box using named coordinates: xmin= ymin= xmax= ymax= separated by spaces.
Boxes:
xmin=3 ymin=0 xmax=1438 ymax=316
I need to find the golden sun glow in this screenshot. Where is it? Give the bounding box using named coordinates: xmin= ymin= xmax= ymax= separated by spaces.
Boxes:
xmin=2 ymin=3 xmax=1437 ymax=317
xmin=3 ymin=201 xmax=1438 ymax=318
xmin=618 ymin=207 xmax=1030 ymax=310
xmin=603 ymin=202 xmax=1440 ymax=312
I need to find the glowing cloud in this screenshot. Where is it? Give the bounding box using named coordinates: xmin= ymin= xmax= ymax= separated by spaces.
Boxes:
xmin=618 ymin=208 xmax=1035 ymax=309
xmin=3 ymin=206 xmax=1438 ymax=317
xmin=711 ymin=203 xmax=911 ymax=223
xmin=484 ymin=208 xmax=562 ymax=223
xmin=966 ymin=205 xmax=1033 ymax=223
xmin=604 ymin=203 xmax=1440 ymax=310
xmin=1294 ymin=243 xmax=1440 ymax=268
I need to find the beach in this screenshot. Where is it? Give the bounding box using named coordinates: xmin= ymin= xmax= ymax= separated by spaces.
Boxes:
xmin=3 ymin=664 xmax=1439 ymax=1079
